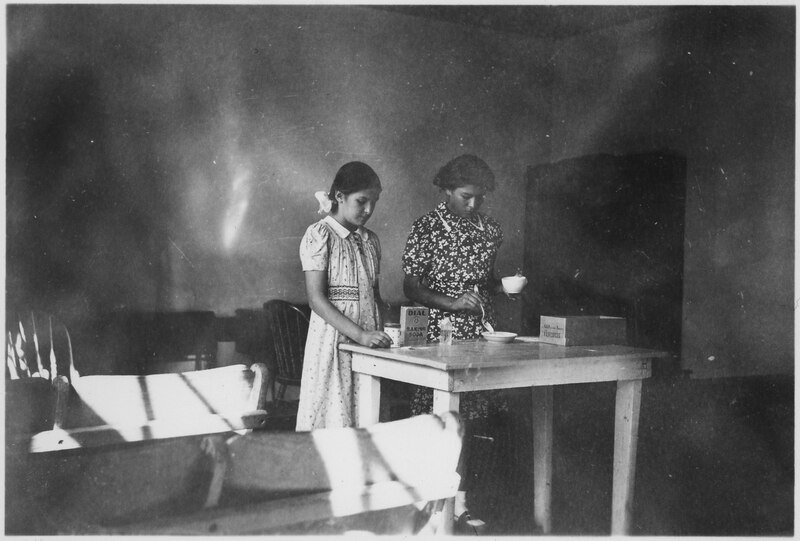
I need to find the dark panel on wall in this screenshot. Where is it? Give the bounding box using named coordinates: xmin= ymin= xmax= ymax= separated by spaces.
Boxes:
xmin=523 ymin=152 xmax=686 ymax=375
xmin=545 ymin=7 xmax=795 ymax=378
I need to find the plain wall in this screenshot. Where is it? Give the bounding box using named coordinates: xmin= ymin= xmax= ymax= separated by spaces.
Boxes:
xmin=7 ymin=5 xmax=551 ymax=334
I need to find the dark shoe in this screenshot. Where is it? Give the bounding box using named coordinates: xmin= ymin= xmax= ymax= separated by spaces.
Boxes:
xmin=455 ymin=512 xmax=487 ymax=535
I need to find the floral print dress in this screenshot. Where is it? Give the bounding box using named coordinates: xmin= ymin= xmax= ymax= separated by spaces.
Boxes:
xmin=296 ymin=216 xmax=382 ymax=431
xmin=402 ymin=201 xmax=508 ymax=420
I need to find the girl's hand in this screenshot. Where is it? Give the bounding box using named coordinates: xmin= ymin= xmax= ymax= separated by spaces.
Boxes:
xmin=450 ymin=291 xmax=484 ymax=315
xmin=358 ymin=330 xmax=393 ymax=348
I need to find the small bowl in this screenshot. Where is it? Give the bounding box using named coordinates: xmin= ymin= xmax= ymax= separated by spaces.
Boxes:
xmin=501 ymin=275 xmax=527 ymax=294
xmin=482 ymin=331 xmax=518 ymax=343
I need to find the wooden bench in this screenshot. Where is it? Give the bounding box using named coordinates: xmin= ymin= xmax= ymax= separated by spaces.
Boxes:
xmin=7 ymin=413 xmax=462 ymax=535
xmin=12 ymin=363 xmax=269 ymax=453
xmin=63 ymin=363 xmax=267 ymax=427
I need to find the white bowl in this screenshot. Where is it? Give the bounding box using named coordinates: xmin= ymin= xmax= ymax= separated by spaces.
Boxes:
xmin=482 ymin=331 xmax=518 ymax=343
xmin=502 ymin=275 xmax=527 ymax=294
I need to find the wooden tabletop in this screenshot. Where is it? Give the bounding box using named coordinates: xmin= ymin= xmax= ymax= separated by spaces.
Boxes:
xmin=343 ymin=338 xmax=669 ymax=391
xmin=341 ymin=338 xmax=669 ymax=370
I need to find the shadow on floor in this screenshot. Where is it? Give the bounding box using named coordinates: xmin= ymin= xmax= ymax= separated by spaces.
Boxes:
xmin=441 ymin=375 xmax=793 ymax=536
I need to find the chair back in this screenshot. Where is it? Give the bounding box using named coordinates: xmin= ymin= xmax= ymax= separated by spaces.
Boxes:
xmin=6 ymin=311 xmax=75 ymax=383
xmin=262 ymin=300 xmax=309 ymax=395
xmin=6 ymin=312 xmax=73 ymax=437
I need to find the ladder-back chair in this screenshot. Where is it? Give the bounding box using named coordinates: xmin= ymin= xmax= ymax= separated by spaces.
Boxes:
xmin=262 ymin=300 xmax=309 ymax=402
xmin=6 ymin=311 xmax=72 ymax=440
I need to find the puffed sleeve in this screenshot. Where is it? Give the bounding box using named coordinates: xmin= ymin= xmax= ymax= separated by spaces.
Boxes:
xmin=299 ymin=222 xmax=330 ymax=271
xmin=401 ymin=217 xmax=431 ymax=277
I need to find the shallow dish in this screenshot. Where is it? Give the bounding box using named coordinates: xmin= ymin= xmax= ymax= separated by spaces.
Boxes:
xmin=482 ymin=331 xmax=518 ymax=343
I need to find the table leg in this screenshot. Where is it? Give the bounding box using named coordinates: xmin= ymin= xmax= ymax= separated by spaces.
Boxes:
xmin=531 ymin=386 xmax=554 ymax=534
xmin=355 ymin=372 xmax=381 ymax=427
xmin=431 ymin=389 xmax=460 ymax=535
xmin=432 ymin=389 xmax=460 ymax=417
xmin=612 ymin=379 xmax=643 ymax=535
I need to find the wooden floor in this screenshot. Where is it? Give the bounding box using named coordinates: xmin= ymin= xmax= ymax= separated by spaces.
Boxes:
xmin=388 ymin=375 xmax=794 ymax=536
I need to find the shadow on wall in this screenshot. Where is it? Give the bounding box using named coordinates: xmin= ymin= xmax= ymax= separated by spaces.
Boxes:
xmin=6 ymin=60 xmax=174 ymax=322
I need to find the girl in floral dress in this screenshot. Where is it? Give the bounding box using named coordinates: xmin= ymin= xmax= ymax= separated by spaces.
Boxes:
xmin=295 ymin=162 xmax=392 ymax=431
xmin=402 ymin=154 xmax=513 ymax=529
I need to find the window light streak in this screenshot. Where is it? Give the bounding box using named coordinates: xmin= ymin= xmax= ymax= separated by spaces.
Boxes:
xmin=64 ymin=374 xmax=237 ymax=438
xmin=309 ymin=429 xmax=421 ymax=518
xmin=222 ymin=167 xmax=252 ymax=251
xmin=311 ymin=429 xmax=368 ymax=496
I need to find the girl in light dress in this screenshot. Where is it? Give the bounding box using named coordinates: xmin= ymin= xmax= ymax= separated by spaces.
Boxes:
xmin=295 ymin=162 xmax=392 ymax=431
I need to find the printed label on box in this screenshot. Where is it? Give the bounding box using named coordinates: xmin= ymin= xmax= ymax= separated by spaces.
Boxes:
xmin=540 ymin=317 xmax=567 ymax=345
xmin=400 ymin=306 xmax=430 ymax=346
xmin=539 ymin=315 xmax=626 ymax=347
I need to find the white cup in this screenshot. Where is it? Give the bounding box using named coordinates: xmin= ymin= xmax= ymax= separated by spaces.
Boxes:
xmin=501 ymin=275 xmax=527 ymax=294
xmin=384 ymin=323 xmax=402 ymax=347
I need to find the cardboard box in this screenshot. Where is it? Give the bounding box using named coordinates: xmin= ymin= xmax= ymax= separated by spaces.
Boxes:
xmin=400 ymin=306 xmax=430 ymax=346
xmin=539 ymin=315 xmax=627 ymax=346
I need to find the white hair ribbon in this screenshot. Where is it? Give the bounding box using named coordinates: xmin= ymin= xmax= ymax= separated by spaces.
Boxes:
xmin=314 ymin=191 xmax=333 ymax=214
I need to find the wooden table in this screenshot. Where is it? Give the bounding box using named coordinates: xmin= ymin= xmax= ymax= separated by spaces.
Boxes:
xmin=341 ymin=338 xmax=669 ymax=535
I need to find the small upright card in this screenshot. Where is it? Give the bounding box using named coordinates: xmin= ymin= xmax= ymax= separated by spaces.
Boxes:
xmin=400 ymin=306 xmax=430 ymax=346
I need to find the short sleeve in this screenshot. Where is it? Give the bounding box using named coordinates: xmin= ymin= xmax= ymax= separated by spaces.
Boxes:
xmin=299 ymin=222 xmax=330 ymax=271
xmin=401 ymin=218 xmax=432 ymax=277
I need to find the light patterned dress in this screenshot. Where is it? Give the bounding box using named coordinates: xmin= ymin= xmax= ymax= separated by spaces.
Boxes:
xmin=295 ymin=215 xmax=382 ymax=431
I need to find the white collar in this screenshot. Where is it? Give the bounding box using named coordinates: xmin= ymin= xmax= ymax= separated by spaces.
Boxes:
xmin=435 ymin=208 xmax=484 ymax=233
xmin=323 ymin=215 xmax=364 ymax=240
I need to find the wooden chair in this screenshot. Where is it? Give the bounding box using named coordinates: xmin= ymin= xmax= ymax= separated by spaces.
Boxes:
xmin=262 ymin=299 xmax=309 ymax=403
xmin=6 ymin=311 xmax=73 ymax=380
xmin=5 ymin=312 xmax=72 ymax=446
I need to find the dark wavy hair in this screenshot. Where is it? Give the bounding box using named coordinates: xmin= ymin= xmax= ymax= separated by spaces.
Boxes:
xmin=432 ymin=154 xmax=495 ymax=191
xmin=327 ymin=161 xmax=382 ymax=212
